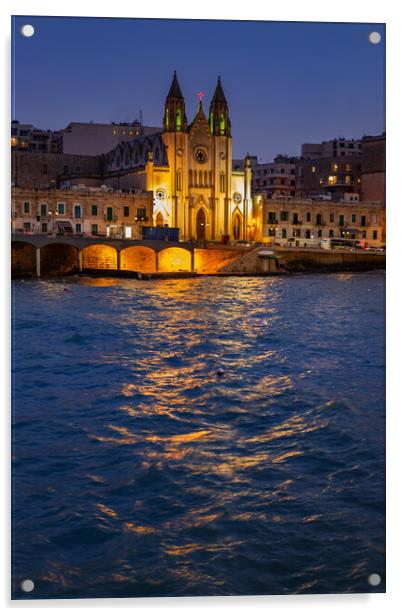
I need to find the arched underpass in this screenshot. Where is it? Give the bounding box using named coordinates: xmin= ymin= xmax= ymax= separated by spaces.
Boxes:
xmin=41 ymin=243 xmax=79 ymax=276
xmin=158 ymin=247 xmax=192 ymax=272
xmin=81 ymin=244 xmax=117 ymax=270
xmin=120 ymin=246 xmax=156 ymax=273
xmin=12 ymin=241 xmax=36 ymax=277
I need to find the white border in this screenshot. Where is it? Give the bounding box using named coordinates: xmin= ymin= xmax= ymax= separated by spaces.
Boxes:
xmin=2 ymin=1 xmax=400 ymax=614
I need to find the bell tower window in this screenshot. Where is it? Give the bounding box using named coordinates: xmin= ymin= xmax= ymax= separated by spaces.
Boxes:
xmin=220 ymin=113 xmax=225 ymax=135
xmin=176 ymin=108 xmax=182 ymax=131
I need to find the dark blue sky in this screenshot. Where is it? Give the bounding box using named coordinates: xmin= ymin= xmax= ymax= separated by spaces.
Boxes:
xmin=12 ymin=16 xmax=385 ymax=161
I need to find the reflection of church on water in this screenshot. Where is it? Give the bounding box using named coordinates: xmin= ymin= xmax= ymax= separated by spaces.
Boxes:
xmin=101 ymin=71 xmax=254 ymax=242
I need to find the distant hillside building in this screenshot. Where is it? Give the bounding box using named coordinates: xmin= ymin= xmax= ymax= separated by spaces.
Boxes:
xmin=360 ymin=134 xmax=385 ymax=203
xmin=58 ymin=120 xmax=161 ymax=156
xmin=301 ymin=138 xmax=361 ymax=159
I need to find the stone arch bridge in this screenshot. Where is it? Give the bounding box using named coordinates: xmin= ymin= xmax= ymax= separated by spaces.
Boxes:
xmin=11 ymin=235 xmax=249 ymax=277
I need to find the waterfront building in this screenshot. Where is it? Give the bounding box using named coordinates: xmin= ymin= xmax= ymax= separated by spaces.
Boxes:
xmin=11 ymin=187 xmax=153 ymax=239
xmin=260 ymin=196 xmax=384 ymax=247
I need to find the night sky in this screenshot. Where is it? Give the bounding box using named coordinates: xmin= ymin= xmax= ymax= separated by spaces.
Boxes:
xmin=12 ymin=16 xmax=385 ymax=161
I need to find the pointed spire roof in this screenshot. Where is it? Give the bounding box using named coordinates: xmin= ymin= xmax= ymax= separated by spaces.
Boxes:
xmin=188 ymin=100 xmax=210 ymax=133
xmin=167 ymin=70 xmax=184 ymax=99
xmin=211 ymin=76 xmax=227 ymax=104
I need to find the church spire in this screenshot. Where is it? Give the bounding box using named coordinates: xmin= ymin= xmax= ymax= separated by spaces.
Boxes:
xmin=209 ymin=76 xmax=231 ymax=137
xmin=163 ymin=70 xmax=187 ymax=132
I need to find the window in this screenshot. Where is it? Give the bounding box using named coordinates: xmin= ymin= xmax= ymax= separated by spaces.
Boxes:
xmin=351 ymin=214 xmax=356 ymax=223
xmin=316 ymin=214 xmax=323 ymax=225
xmin=63 ymin=165 xmax=68 ymax=175
xmin=328 ymin=175 xmax=337 ymax=185
xmin=268 ymin=227 xmax=276 ymax=237
xmin=268 ymin=212 xmax=277 ymax=224
xmin=91 ymin=224 xmax=98 ymax=235
xmin=373 ymin=230 xmax=378 ymax=240
xmin=306 ymin=212 xmax=311 ymax=222
xmin=293 ymin=229 xmax=301 ymax=237
xmin=74 ymin=205 xmax=82 ymax=219
xmin=91 ymin=204 xmax=98 ymax=216
xmin=76 ymin=167 xmax=80 ymax=174
xmin=106 ymin=207 xmax=113 ymax=221
xmin=332 ymin=163 xmax=338 ymax=173
xmin=330 ymin=213 xmax=335 ymax=223
xmin=339 ymin=215 xmax=345 ymax=226
xmin=136 ymin=208 xmax=146 ymax=220
xmin=292 ymin=213 xmax=299 ymax=224
xmin=318 ymin=229 xmax=322 ymax=238
xmin=57 ymin=203 xmax=65 ymax=215
xmin=41 ymin=222 xmax=47 ymax=232
xmin=305 ymin=229 xmax=311 ymax=239
xmin=23 ymin=201 xmax=30 ymax=214
xmin=23 ymin=222 xmax=30 ymax=231
xmin=75 ymin=223 xmax=82 ymax=233
xmin=281 ymin=168 xmax=285 ymax=174
xmin=40 ymin=203 xmax=48 ymax=217
xmin=280 ymin=211 xmax=288 ymax=221
xmin=281 ymin=228 xmax=287 ymax=238
xmin=329 ymin=229 xmax=334 ymax=238
xmin=123 ymin=206 xmax=130 ymax=217
xmin=345 ymin=163 xmax=351 ymax=172
xmin=362 ymin=230 xmax=367 ymax=238
xmin=345 ymin=175 xmax=351 ymax=185
xmin=311 ymin=165 xmax=316 ymax=173
xmin=361 ymin=215 xmax=366 ymax=226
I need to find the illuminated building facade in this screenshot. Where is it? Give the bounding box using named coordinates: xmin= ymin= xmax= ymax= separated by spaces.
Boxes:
xmin=100 ymin=72 xmax=253 ymax=242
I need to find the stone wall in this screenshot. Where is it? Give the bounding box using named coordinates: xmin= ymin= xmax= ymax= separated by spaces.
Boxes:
xmin=81 ymin=245 xmax=118 ymax=270
xmin=120 ymin=246 xmax=157 ymax=272
xmin=11 ymin=242 xmax=36 ymax=277
xmin=277 ymin=249 xmax=385 ymax=272
xmin=12 ymin=151 xmax=101 ymax=189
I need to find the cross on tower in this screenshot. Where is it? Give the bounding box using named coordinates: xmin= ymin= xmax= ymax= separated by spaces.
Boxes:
xmin=197 ymin=91 xmax=205 ymax=102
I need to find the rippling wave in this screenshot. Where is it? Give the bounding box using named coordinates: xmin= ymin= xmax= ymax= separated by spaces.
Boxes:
xmin=12 ymin=273 xmax=385 ymax=598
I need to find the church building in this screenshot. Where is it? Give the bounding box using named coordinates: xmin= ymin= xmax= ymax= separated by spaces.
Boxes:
xmin=101 ymin=72 xmax=253 ymax=241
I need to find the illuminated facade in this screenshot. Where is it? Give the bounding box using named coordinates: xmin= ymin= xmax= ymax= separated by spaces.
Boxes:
xmin=101 ymin=72 xmax=253 ymax=241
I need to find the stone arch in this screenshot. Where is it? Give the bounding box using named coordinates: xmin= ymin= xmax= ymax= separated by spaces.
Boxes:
xmin=158 ymin=247 xmax=192 ymax=272
xmin=120 ymin=246 xmax=156 ymax=273
xmin=196 ymin=207 xmax=207 ymax=241
xmin=232 ymin=209 xmax=243 ymax=240
xmin=11 ymin=241 xmax=36 ymax=277
xmin=156 ymin=212 xmax=164 ymax=227
xmin=81 ymin=244 xmax=117 ymax=270
xmin=41 ymin=243 xmax=79 ymax=276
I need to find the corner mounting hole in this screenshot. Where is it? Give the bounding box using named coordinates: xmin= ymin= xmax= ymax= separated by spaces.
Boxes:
xmin=21 ymin=579 xmax=34 ymax=593
xmin=368 ymin=573 xmax=381 ymax=587
xmin=20 ymin=24 xmax=35 ymax=38
xmin=369 ymin=32 xmax=381 ymax=44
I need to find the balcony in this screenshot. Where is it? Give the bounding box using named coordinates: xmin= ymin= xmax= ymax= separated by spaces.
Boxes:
xmin=267 ymin=218 xmax=279 ymax=225
xmin=292 ymin=220 xmax=303 ymax=225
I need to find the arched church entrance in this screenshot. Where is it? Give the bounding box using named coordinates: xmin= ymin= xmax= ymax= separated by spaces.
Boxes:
xmin=233 ymin=212 xmax=242 ymax=240
xmin=156 ymin=212 xmax=164 ymax=227
xmin=196 ymin=209 xmax=206 ymax=241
